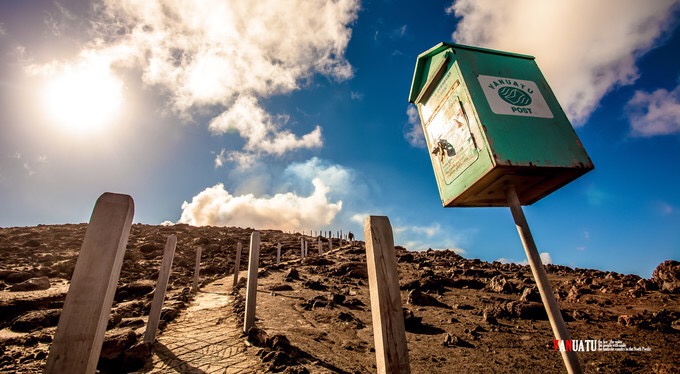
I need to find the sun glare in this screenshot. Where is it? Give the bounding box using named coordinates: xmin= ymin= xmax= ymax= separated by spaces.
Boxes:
xmin=42 ymin=64 xmax=123 ymax=134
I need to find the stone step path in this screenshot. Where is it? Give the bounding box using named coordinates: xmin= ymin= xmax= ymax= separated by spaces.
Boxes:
xmin=138 ymin=276 xmax=262 ymax=373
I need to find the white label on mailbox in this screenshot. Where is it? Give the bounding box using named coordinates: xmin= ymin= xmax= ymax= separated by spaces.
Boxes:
xmin=478 ymin=75 xmax=553 ymax=118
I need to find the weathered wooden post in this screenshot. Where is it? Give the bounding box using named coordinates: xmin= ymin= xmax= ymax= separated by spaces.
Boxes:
xmin=191 ymin=247 xmax=202 ymax=293
xmin=276 ymin=242 xmax=281 ymax=265
xmin=233 ymin=242 xmax=242 ymax=289
xmin=317 ymin=237 xmax=323 ymax=255
xmin=364 ymin=216 xmax=411 ymax=373
xmin=45 ymin=193 xmax=134 ymax=374
xmin=329 ymin=237 xmax=333 ymax=252
xmin=243 ymin=231 xmax=260 ymax=333
xmin=143 ymin=235 xmax=177 ymax=344
xmin=300 ymin=238 xmax=304 ymax=259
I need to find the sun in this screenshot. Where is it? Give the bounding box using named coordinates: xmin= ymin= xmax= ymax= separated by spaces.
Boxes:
xmin=42 ymin=63 xmax=123 ymax=134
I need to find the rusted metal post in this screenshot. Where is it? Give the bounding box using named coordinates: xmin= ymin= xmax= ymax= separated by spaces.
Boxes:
xmin=45 ymin=193 xmax=134 ymax=374
xmin=233 ymin=242 xmax=242 ymax=289
xmin=364 ymin=216 xmax=411 ymax=373
xmin=505 ymin=184 xmax=583 ymax=374
xmin=243 ymin=231 xmax=260 ymax=333
xmin=144 ymin=235 xmax=177 ymax=343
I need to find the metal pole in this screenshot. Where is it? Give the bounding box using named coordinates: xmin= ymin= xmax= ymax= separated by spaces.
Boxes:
xmin=505 ymin=184 xmax=583 ymax=374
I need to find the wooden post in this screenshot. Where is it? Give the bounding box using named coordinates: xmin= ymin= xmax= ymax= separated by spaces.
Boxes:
xmin=243 ymin=231 xmax=260 ymax=333
xmin=45 ymin=193 xmax=134 ymax=374
xmin=143 ymin=235 xmax=177 ymax=344
xmin=304 ymin=240 xmax=308 ymax=257
xmin=191 ymin=247 xmax=202 ymax=293
xmin=329 ymin=237 xmax=333 ymax=252
xmin=505 ymin=184 xmax=583 ymax=374
xmin=276 ymin=243 xmax=281 ymax=265
xmin=233 ymin=242 xmax=242 ymax=289
xmin=364 ymin=216 xmax=411 ymax=373
xmin=317 ymin=237 xmax=323 ymax=255
xmin=300 ymin=238 xmax=304 ymax=259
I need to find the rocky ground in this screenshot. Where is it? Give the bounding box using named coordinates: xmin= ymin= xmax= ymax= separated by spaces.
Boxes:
xmin=0 ymin=223 xmax=678 ymax=373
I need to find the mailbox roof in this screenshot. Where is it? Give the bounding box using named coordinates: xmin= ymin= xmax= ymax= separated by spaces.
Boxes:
xmin=408 ymin=42 xmax=534 ymax=104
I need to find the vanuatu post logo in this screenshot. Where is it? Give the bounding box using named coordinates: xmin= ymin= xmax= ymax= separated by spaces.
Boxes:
xmin=478 ymin=75 xmax=553 ymax=118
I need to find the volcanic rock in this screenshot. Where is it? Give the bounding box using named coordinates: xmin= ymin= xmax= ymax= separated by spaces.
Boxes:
xmin=284 ymin=268 xmax=300 ymax=280
xmin=270 ymin=283 xmax=294 ymax=291
xmin=247 ymin=327 xmax=269 ymax=347
xmin=487 ymin=275 xmax=516 ymax=294
xmin=507 ymin=301 xmax=548 ymax=320
xmin=122 ymin=342 xmax=152 ymax=370
xmin=99 ymin=328 xmax=137 ymax=362
xmin=519 ymin=287 xmax=541 ymax=302
xmin=9 ymin=276 xmax=50 ymax=292
xmin=3 ymin=271 xmax=33 ymax=284
xmin=443 ymin=333 xmax=473 ymax=348
xmin=331 ymin=262 xmax=368 ymax=279
xmin=407 ymin=289 xmax=448 ymax=308
xmin=11 ymin=309 xmax=60 ymax=332
xmin=652 ymin=260 xmax=680 ymax=293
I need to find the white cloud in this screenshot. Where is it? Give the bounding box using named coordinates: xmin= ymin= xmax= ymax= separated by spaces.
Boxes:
xmin=350 ymin=91 xmax=364 ymax=100
xmin=179 ymin=178 xmax=342 ymax=230
xmin=449 ymin=0 xmax=678 ymax=125
xmin=396 ymin=222 xmax=441 ymax=238
xmin=392 ymin=221 xmax=468 ymax=254
xmin=403 ymin=241 xmax=466 ymax=254
xmin=404 ymin=104 xmax=426 ymax=148
xmin=283 ymin=157 xmax=355 ymax=197
xmin=540 ymin=252 xmax=552 ymax=265
xmin=655 ymin=201 xmax=674 ymax=216
xmin=214 ymin=149 xmax=260 ymax=171
xmin=351 ymin=213 xmax=370 ymax=225
xmin=27 ymin=0 xmax=359 ymax=161
xmin=498 ymin=252 xmax=552 ymax=265
xmin=96 ymin=0 xmax=359 ymax=110
xmin=391 ymin=25 xmax=408 ymax=38
xmin=626 ymin=85 xmax=680 ymax=136
xmin=209 ymin=95 xmax=323 ymax=157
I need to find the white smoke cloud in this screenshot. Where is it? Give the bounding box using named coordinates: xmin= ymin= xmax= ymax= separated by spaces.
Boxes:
xmin=96 ymin=0 xmax=359 ymax=110
xmin=448 ymin=0 xmax=678 ymax=124
xmin=540 ymin=252 xmax=553 ymax=265
xmin=179 ymin=178 xmax=342 ymax=230
xmin=209 ymin=95 xmax=322 ymax=159
xmin=283 ymin=157 xmax=355 ymax=197
xmin=28 ymin=0 xmax=359 ymax=161
xmin=626 ymin=85 xmax=680 ymax=137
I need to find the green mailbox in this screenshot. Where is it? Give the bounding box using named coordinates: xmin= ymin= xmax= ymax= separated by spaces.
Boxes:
xmin=409 ymin=42 xmax=594 ymax=207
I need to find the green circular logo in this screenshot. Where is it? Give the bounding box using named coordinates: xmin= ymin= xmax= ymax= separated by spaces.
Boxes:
xmin=498 ymin=86 xmax=532 ymax=106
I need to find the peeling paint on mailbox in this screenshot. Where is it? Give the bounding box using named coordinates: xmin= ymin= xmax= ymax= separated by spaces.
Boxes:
xmin=409 ymin=42 xmax=594 ymax=207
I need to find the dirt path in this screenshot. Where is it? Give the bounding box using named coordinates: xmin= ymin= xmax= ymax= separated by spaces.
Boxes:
xmin=139 ymin=275 xmax=263 ymax=373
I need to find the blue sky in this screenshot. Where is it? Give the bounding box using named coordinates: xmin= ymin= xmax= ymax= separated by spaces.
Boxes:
xmin=1 ymin=0 xmax=679 ymax=278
